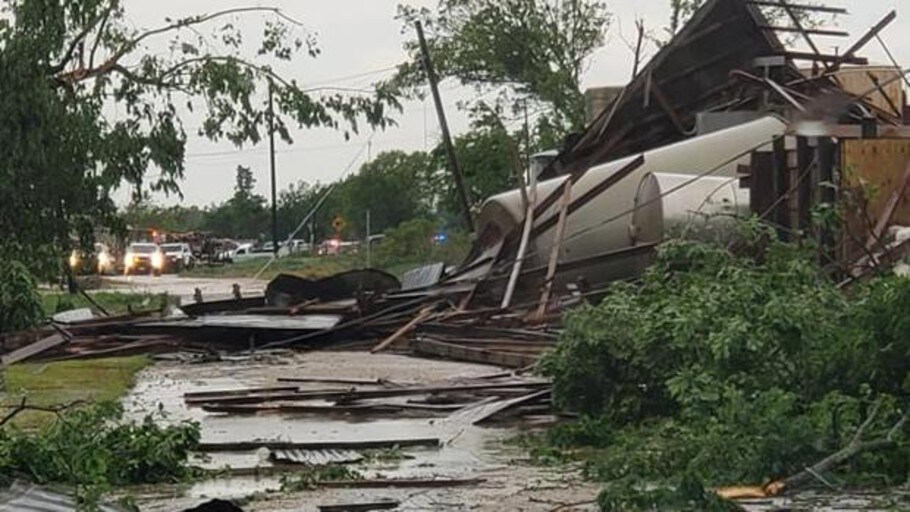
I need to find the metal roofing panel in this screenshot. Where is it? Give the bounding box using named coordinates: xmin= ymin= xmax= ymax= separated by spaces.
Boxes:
xmin=271 ymin=448 xmax=363 ymax=466
xmin=145 ymin=313 xmax=343 ymax=331
xmin=401 ymin=262 xmax=445 ymax=291
xmin=0 ymin=482 xmax=126 ymax=512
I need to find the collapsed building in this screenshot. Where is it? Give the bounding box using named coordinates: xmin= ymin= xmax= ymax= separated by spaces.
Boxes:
xmin=454 ymin=0 xmax=910 ymax=307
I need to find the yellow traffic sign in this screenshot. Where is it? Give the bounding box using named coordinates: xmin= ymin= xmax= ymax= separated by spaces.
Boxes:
xmin=332 ymin=215 xmax=346 ymax=233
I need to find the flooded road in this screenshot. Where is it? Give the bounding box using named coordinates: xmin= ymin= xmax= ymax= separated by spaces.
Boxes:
xmin=124 ymin=351 xmax=600 ymax=511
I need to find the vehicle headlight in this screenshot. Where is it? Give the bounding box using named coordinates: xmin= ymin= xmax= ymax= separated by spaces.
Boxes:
xmin=69 ymin=251 xmax=79 ymax=269
xmin=151 ymin=251 xmax=164 ymax=269
xmin=98 ymin=251 xmax=111 ymax=268
xmin=124 ymin=253 xmax=135 ymax=268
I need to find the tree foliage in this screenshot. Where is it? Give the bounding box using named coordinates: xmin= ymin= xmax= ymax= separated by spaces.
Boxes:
xmin=0 ymin=0 xmax=399 ymax=281
xmin=0 ymin=260 xmax=44 ymax=334
xmin=431 ymin=118 xmax=519 ymax=220
xmin=374 ymin=217 xmax=470 ymax=269
xmin=203 ymin=166 xmax=269 ymax=240
xmin=391 ymin=0 xmax=610 ymax=138
xmin=0 ymin=401 xmax=201 ymax=507
xmin=540 ymin=223 xmax=910 ymax=505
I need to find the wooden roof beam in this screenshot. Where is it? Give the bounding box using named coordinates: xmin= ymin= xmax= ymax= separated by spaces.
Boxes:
xmin=775 ymin=0 xmax=829 ymax=71
xmin=748 ymin=1 xmax=848 ymax=15
xmin=758 ymin=25 xmax=848 ymax=37
xmin=782 ymin=51 xmax=868 ymax=65
xmin=830 ymin=10 xmax=897 ymax=72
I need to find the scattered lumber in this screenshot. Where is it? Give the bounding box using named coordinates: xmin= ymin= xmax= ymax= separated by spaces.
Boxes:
xmin=185 ymin=380 xmax=550 ymax=407
xmin=412 ymin=338 xmax=540 ymax=369
xmin=318 ymin=500 xmax=399 ymax=512
xmin=319 ymin=477 xmax=484 ymax=489
xmin=197 ymin=437 xmax=441 ymax=452
xmin=371 ymin=305 xmax=436 ymax=353
xmin=0 ymin=333 xmax=69 ymax=366
xmin=446 ymin=389 xmax=551 ymax=425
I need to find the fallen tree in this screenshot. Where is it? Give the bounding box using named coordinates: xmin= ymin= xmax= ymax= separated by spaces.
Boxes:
xmin=0 ymin=400 xmax=201 ymax=509
xmin=538 ymin=222 xmax=910 ymax=510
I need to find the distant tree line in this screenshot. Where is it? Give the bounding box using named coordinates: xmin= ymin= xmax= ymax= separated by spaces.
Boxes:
xmin=124 ymin=114 xmax=529 ymax=244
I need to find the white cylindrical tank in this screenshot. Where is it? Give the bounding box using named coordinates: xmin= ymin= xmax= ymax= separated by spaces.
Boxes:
xmin=630 ymin=172 xmax=749 ymax=245
xmin=474 ymin=115 xmax=786 ymax=270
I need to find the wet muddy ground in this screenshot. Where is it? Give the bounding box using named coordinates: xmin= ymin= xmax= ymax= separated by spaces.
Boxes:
xmin=123 ymin=351 xmax=600 ymax=511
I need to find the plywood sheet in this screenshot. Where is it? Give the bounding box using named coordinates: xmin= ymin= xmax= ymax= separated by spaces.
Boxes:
xmin=834 ymin=67 xmax=904 ymax=116
xmin=841 ymin=139 xmax=910 ymax=258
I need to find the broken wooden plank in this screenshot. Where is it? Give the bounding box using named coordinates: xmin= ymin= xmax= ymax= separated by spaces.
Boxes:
xmin=371 ymin=306 xmax=436 ymax=353
xmin=536 ymin=179 xmax=573 ymax=320
xmin=446 ymin=389 xmax=551 ymax=425
xmin=412 ymin=338 xmax=540 ymax=369
xmin=184 ymin=386 xmax=303 ymax=400
xmin=318 ymin=500 xmax=399 ymax=512
xmin=186 ymin=380 xmax=550 ymax=406
xmin=781 ymin=51 xmax=868 ymax=65
xmin=277 ymin=376 xmax=410 ymax=387
xmin=747 ymin=1 xmax=847 ymax=15
xmin=829 ymin=10 xmax=897 ymax=72
xmin=0 ymin=333 xmax=69 ymax=366
xmin=197 ymin=437 xmax=440 ymax=452
xmin=200 ymin=402 xmax=464 ymax=415
xmin=866 ymin=159 xmax=910 ymax=252
xmin=320 ymin=478 xmax=484 ymax=489
xmin=530 ymin=155 xmax=646 ymax=240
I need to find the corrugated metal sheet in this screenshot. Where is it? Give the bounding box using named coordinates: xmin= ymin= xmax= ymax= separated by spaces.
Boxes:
xmin=271 ymin=448 xmax=363 ymax=465
xmin=145 ymin=313 xmax=342 ymax=331
xmin=401 ymin=262 xmax=445 ymax=291
xmin=0 ymin=482 xmax=127 ymax=512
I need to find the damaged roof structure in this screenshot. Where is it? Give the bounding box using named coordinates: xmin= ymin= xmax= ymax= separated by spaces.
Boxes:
xmin=5 ymin=0 xmax=910 ymax=389
xmin=4 ymin=0 xmax=910 ymax=506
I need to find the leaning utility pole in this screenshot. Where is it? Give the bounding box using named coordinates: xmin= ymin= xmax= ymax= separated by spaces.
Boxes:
xmin=268 ymin=81 xmax=279 ymax=257
xmin=415 ymin=20 xmax=474 ymax=233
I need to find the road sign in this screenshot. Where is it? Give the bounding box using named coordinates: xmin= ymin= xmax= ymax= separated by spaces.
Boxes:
xmin=332 ymin=215 xmax=346 ymax=233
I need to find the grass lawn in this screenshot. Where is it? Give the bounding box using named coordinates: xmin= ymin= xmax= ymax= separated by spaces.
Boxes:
xmin=2 ymin=356 xmax=151 ymax=429
xmin=182 ymin=255 xmax=364 ymax=281
xmin=40 ymin=292 xmax=176 ymax=317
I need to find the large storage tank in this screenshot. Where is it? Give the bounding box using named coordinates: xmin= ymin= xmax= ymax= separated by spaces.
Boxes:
xmin=474 ymin=115 xmax=787 ymax=275
xmin=631 ymin=172 xmax=750 ymax=246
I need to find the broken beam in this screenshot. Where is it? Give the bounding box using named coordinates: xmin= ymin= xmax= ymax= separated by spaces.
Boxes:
xmin=185 ymin=380 xmax=551 ymax=406
xmin=197 ymin=437 xmax=441 ymax=452
xmin=758 ymin=25 xmax=848 ymax=38
xmin=530 ymin=155 xmax=645 ymax=239
xmin=318 ymin=501 xmax=399 ymax=512
xmin=412 ymin=338 xmax=540 ymax=369
xmin=747 ymin=1 xmax=847 ymax=14
xmin=830 ymin=10 xmax=897 ymax=71
xmin=789 ymin=125 xmax=910 ymax=139
xmin=781 ymin=52 xmax=868 ymax=65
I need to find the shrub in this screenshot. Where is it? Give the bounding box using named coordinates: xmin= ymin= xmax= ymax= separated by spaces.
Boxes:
xmin=0 ymin=401 xmax=201 ymax=507
xmin=0 ymin=259 xmax=44 ymax=334
xmin=539 ymin=230 xmax=910 ymax=500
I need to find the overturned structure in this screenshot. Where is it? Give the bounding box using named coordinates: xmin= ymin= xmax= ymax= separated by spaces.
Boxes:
xmin=452 ymin=0 xmax=910 ymax=308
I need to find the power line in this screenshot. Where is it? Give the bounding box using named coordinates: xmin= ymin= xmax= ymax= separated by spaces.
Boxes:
xmin=300 ymin=65 xmax=399 ymax=89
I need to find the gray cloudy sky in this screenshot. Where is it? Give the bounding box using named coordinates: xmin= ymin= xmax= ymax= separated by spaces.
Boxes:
xmin=118 ymin=0 xmax=910 ymax=207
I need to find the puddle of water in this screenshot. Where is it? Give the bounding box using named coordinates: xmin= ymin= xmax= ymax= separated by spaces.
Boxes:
xmin=124 ymin=351 xmax=584 ymax=510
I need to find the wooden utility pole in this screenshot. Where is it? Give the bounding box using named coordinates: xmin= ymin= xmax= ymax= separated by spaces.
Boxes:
xmin=415 ymin=21 xmax=474 ymax=233
xmin=268 ymin=81 xmax=279 ymax=256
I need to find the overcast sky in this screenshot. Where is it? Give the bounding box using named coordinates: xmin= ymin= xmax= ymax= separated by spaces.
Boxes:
xmin=117 ymin=0 xmax=910 ymax=207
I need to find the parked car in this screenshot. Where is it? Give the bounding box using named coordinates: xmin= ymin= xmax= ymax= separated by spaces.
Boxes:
xmin=227 ymin=243 xmax=272 ymax=261
xmin=160 ymin=243 xmax=195 ymax=272
xmin=68 ymin=243 xmax=115 ymax=275
xmin=123 ymin=242 xmax=164 ymax=276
